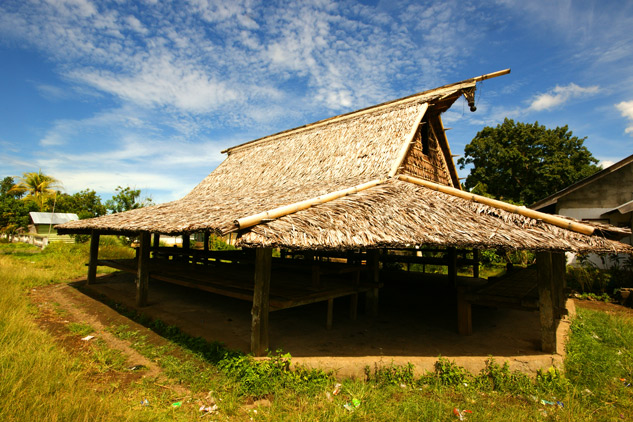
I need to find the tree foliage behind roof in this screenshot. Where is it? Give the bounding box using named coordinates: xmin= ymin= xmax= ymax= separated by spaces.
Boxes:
xmin=457 ymin=118 xmax=601 ymax=205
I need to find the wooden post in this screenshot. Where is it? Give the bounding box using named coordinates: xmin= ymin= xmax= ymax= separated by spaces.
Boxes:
xmin=447 ymin=247 xmax=457 ymax=288
xmin=366 ymin=249 xmax=380 ymax=316
xmin=326 ymin=298 xmax=334 ymax=330
xmin=152 ymin=233 xmax=160 ymax=259
xmin=457 ymin=287 xmax=472 ymax=335
xmin=473 ymin=249 xmax=480 ymax=278
xmin=136 ymin=231 xmax=150 ymax=307
xmin=181 ymin=234 xmax=190 ymax=263
xmin=203 ymin=232 xmax=210 ymax=265
xmin=251 ymin=248 xmax=272 ymax=356
xmin=537 ymin=251 xmax=565 ymax=353
xmin=87 ymin=231 xmax=100 ymax=285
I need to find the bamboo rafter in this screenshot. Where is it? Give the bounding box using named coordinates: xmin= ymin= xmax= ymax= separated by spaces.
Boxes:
xmin=234 ymin=178 xmax=387 ymax=230
xmin=397 ymin=174 xmax=595 ymax=236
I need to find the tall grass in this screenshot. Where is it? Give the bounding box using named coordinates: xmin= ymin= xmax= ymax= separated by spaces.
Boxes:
xmin=2 ymin=242 xmax=633 ymax=421
xmin=0 ymin=243 xmax=197 ymax=421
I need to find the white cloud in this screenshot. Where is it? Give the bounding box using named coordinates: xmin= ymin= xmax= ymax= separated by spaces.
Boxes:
xmin=528 ymin=83 xmax=600 ymax=111
xmin=616 ymin=101 xmax=633 ymax=135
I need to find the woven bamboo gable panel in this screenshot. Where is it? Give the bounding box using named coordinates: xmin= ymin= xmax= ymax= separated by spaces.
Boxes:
xmin=401 ymin=115 xmax=452 ymax=186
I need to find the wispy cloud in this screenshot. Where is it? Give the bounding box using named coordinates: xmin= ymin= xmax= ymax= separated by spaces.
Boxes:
xmin=528 ymin=83 xmax=599 ymax=111
xmin=616 ymin=100 xmax=633 ymax=135
xmin=0 ymin=0 xmax=485 ymax=118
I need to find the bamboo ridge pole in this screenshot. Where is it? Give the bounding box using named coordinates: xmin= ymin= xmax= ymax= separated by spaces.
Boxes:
xmin=235 ymin=178 xmax=387 ymax=230
xmin=388 ymin=103 xmax=429 ymax=177
xmin=397 ymin=174 xmax=595 ymax=236
xmin=224 ymin=69 xmax=511 ymax=156
xmin=472 ymin=68 xmax=511 ymax=82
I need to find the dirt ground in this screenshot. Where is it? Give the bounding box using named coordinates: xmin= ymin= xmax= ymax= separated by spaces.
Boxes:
xmin=30 ymin=271 xmax=623 ymax=379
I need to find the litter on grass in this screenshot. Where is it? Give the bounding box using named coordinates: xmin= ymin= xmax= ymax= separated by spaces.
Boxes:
xmin=333 ymin=383 xmax=342 ymax=395
xmin=171 ymin=402 xmax=182 ymax=408
xmin=452 ymin=408 xmax=472 ymax=420
xmin=199 ymin=404 xmax=218 ymax=414
xmin=343 ymin=399 xmax=361 ymax=412
xmin=81 ymin=335 xmax=95 ymax=341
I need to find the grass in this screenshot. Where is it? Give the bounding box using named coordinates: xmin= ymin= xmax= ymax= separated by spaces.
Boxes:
xmin=1 ymin=241 xmax=633 ymax=420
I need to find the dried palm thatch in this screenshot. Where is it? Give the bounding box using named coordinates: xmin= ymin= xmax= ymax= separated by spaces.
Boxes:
xmin=57 ymin=70 xmax=632 ymax=254
xmin=238 ymin=179 xmax=630 ymax=253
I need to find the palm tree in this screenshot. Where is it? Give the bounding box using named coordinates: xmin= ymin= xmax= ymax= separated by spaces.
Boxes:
xmin=9 ymin=171 xmax=62 ymax=211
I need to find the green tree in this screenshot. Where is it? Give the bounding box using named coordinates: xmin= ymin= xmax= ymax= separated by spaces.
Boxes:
xmin=0 ymin=176 xmax=38 ymax=239
xmin=55 ymin=189 xmax=107 ymax=219
xmin=105 ymin=186 xmax=153 ymax=214
xmin=9 ymin=171 xmax=62 ymax=211
xmin=457 ymin=119 xmax=601 ymax=205
xmin=1 ymin=177 xmax=20 ymax=198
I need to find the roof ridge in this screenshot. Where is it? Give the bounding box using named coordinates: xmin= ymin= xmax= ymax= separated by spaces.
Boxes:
xmin=223 ymin=80 xmax=478 ymax=155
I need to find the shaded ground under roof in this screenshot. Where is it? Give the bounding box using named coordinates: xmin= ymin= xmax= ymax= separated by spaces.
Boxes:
xmin=73 ymin=271 xmax=571 ymax=378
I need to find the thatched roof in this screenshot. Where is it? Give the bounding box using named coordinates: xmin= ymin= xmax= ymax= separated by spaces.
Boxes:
xmin=57 ymin=71 xmax=632 ymax=254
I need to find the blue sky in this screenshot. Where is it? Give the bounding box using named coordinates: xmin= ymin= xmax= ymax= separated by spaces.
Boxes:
xmin=1 ymin=0 xmax=632 ymax=204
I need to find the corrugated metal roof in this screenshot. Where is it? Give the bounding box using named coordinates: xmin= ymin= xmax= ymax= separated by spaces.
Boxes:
xmin=30 ymin=212 xmax=79 ymax=225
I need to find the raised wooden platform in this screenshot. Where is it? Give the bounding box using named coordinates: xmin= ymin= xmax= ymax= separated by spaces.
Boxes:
xmin=96 ymin=256 xmax=380 ymax=332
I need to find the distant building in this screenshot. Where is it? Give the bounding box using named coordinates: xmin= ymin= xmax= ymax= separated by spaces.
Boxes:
xmin=531 ymin=154 xmax=633 ymax=266
xmin=29 ymin=212 xmax=79 ymax=243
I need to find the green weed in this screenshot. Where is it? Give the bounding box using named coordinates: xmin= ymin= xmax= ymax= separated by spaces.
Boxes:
xmin=67 ymin=322 xmax=94 ymax=337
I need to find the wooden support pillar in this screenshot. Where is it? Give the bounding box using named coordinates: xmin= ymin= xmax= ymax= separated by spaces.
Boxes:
xmin=181 ymin=234 xmax=190 ymax=263
xmin=251 ymin=248 xmax=272 ymax=356
xmin=326 ymin=298 xmax=334 ymax=330
xmin=136 ymin=231 xmax=151 ymax=307
xmin=447 ymin=247 xmax=457 ymax=288
xmin=473 ymin=249 xmax=480 ymax=278
xmin=87 ymin=231 xmax=100 ymax=285
xmin=366 ymin=249 xmax=380 ymax=316
xmin=457 ymin=287 xmax=472 ymax=335
xmin=537 ymin=251 xmax=565 ymax=354
xmin=203 ymin=232 xmax=210 ymax=265
xmin=152 ymin=233 xmax=160 ymax=259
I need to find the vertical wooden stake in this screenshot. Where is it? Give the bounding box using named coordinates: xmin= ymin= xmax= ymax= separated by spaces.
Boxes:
xmin=473 ymin=249 xmax=480 ymax=278
xmin=87 ymin=231 xmax=100 ymax=285
xmin=447 ymin=247 xmax=457 ymax=288
xmin=326 ymin=298 xmax=334 ymax=330
xmin=152 ymin=233 xmax=160 ymax=259
xmin=537 ymin=251 xmax=561 ymax=353
xmin=181 ymin=234 xmax=190 ymax=263
xmin=366 ymin=249 xmax=380 ymax=316
xmin=203 ymin=232 xmax=210 ymax=265
xmin=251 ymin=248 xmax=272 ymax=356
xmin=457 ymin=287 xmax=472 ymax=335
xmin=136 ymin=231 xmax=150 ymax=307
